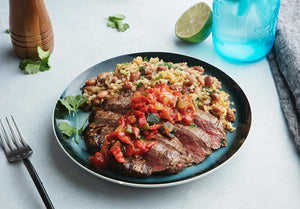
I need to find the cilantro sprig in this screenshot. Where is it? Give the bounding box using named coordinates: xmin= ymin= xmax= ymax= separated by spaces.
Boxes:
xmin=107 ymin=14 xmax=130 ymax=32
xmin=19 ymin=46 xmax=51 ymax=74
xmin=59 ymin=95 xmax=88 ymax=144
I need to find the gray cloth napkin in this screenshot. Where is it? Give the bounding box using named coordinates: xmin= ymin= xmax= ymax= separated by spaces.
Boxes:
xmin=267 ymin=0 xmax=300 ymax=152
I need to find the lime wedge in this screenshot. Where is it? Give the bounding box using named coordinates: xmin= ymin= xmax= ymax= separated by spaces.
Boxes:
xmin=175 ymin=2 xmax=213 ymax=43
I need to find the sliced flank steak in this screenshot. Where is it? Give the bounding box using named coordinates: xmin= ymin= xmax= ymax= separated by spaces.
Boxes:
xmin=143 ymin=134 xmax=192 ymax=175
xmin=107 ymin=134 xmax=192 ymax=176
xmin=101 ymin=93 xmax=133 ymax=114
xmin=193 ymin=110 xmax=228 ymax=150
xmin=174 ymin=124 xmax=212 ymax=164
xmin=82 ymin=109 xmax=226 ymax=176
xmin=82 ymin=108 xmax=121 ymax=153
xmin=109 ymin=156 xmax=152 ymax=177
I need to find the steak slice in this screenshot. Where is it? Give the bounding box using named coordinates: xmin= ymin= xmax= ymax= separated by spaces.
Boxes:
xmin=143 ymin=134 xmax=192 ymax=175
xmin=102 ymin=92 xmax=133 ymax=114
xmin=110 ymin=134 xmax=192 ymax=176
xmin=193 ymin=110 xmax=228 ymax=149
xmin=82 ymin=108 xmax=121 ymax=153
xmin=109 ymin=157 xmax=152 ymax=177
xmin=175 ymin=124 xmax=212 ymax=164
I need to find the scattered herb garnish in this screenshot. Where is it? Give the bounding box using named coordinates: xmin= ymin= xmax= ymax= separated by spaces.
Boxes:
xmin=107 ymin=77 xmax=111 ymax=83
xmin=19 ymin=46 xmax=51 ymax=74
xmin=147 ymin=113 xmax=161 ymax=125
xmin=203 ymin=88 xmax=212 ymax=94
xmin=59 ymin=95 xmax=88 ymax=144
xmin=190 ymin=123 xmax=196 ymax=128
xmin=143 ymin=57 xmax=148 ymax=62
xmin=136 ymin=82 xmax=143 ymax=87
xmin=155 ymin=73 xmax=163 ymax=80
xmin=137 ymin=135 xmax=144 ymax=140
xmin=164 ymin=62 xmax=174 ymax=69
xmin=220 ymin=138 xmax=226 ymax=144
xmin=107 ymin=14 xmax=130 ymax=32
xmin=140 ymin=66 xmax=146 ymax=75
xmin=170 ymin=127 xmax=177 ymax=137
xmin=5 ymin=29 xmax=10 ymax=34
xmin=198 ymin=104 xmax=203 ymax=108
xmin=213 ymin=89 xmax=220 ymax=94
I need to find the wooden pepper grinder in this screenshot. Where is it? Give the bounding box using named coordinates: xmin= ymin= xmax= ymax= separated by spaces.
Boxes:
xmin=9 ymin=0 xmax=54 ymax=60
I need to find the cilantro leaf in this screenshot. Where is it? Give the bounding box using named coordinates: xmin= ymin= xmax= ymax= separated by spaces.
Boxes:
xmin=19 ymin=59 xmax=36 ymax=70
xmin=39 ymin=58 xmax=51 ymax=72
xmin=60 ymin=95 xmax=86 ymax=112
xmin=19 ymin=46 xmax=51 ymax=74
xmin=107 ymin=20 xmax=117 ymax=29
xmin=147 ymin=113 xmax=161 ymax=125
xmin=108 ymin=15 xmax=126 ymax=21
xmin=59 ymin=95 xmax=88 ymax=144
xmin=120 ymin=23 xmax=129 ymax=32
xmin=116 ymin=21 xmax=129 ymax=32
xmin=58 ymin=122 xmax=76 ymax=137
xmin=5 ymin=29 xmax=10 ymax=34
xmin=24 ymin=63 xmax=40 ymax=74
xmin=37 ymin=46 xmax=50 ymax=60
xmin=190 ymin=123 xmax=196 ymax=128
xmin=107 ymin=14 xmax=130 ymax=32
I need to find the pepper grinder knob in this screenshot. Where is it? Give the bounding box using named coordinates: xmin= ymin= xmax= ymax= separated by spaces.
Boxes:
xmin=9 ymin=0 xmax=54 ymax=60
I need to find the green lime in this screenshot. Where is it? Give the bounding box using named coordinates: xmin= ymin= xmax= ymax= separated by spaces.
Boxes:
xmin=175 ymin=2 xmax=213 ymax=43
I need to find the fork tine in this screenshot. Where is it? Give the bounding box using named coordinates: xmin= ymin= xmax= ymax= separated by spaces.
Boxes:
xmin=0 ymin=120 xmax=11 ymax=154
xmin=6 ymin=116 xmax=23 ymax=148
xmin=11 ymin=116 xmax=31 ymax=149
xmin=1 ymin=118 xmax=54 ymax=208
xmin=0 ymin=119 xmax=17 ymax=151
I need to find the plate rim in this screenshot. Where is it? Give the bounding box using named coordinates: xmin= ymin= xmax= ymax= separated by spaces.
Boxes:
xmin=52 ymin=51 xmax=252 ymax=188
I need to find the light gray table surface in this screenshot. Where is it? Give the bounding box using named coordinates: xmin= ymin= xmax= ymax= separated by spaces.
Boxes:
xmin=0 ymin=0 xmax=300 ymax=208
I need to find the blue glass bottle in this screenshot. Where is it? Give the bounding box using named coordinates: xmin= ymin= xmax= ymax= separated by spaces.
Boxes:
xmin=212 ymin=0 xmax=281 ymax=62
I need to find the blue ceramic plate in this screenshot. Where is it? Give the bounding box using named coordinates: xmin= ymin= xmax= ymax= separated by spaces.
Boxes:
xmin=52 ymin=52 xmax=251 ymax=188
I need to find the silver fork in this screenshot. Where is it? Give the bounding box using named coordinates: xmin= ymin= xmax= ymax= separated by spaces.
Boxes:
xmin=0 ymin=116 xmax=54 ymax=209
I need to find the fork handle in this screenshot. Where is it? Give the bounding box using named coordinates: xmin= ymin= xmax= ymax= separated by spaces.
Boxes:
xmin=23 ymin=158 xmax=55 ymax=209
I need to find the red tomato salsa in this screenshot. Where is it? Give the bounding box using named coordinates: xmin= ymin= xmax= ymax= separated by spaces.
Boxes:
xmin=90 ymin=83 xmax=196 ymax=169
